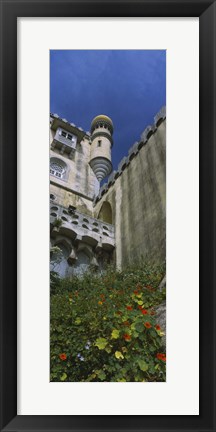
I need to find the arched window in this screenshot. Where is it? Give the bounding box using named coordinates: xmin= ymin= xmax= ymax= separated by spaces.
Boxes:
xmin=50 ymin=158 xmax=66 ymax=179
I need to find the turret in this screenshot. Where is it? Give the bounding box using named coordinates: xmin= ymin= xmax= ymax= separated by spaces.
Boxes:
xmin=89 ymin=115 xmax=113 ymax=182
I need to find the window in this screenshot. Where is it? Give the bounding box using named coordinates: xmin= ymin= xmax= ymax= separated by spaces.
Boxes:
xmin=98 ymin=140 xmax=102 ymax=147
xmin=59 ymin=129 xmax=75 ymax=143
xmin=50 ymin=160 xmax=66 ymax=179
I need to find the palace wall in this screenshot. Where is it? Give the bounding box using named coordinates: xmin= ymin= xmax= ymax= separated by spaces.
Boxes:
xmin=94 ymin=119 xmax=166 ymax=268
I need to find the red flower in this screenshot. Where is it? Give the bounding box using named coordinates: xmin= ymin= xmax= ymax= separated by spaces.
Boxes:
xmin=155 ymin=325 xmax=161 ymax=331
xmin=156 ymin=353 xmax=166 ymax=361
xmin=138 ymin=305 xmax=143 ymax=310
xmin=141 ymin=309 xmax=148 ymax=315
xmin=126 ymin=306 xmax=133 ymax=311
xmin=123 ymin=333 xmax=131 ymax=341
xmin=59 ymin=353 xmax=67 ymax=361
xmin=144 ymin=322 xmax=151 ymax=329
xmin=133 ymin=290 xmax=139 ymax=295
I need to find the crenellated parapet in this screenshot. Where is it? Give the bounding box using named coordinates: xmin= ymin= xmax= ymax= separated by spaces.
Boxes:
xmin=94 ymin=106 xmax=166 ymax=205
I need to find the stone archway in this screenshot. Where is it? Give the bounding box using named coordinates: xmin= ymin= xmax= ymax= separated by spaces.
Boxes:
xmin=98 ymin=201 xmax=112 ymax=224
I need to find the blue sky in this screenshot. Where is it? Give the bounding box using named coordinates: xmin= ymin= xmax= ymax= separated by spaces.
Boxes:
xmin=50 ymin=50 xmax=166 ymax=172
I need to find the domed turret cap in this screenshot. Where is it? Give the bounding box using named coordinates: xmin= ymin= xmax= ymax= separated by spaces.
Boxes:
xmin=91 ymin=114 xmax=113 ymax=134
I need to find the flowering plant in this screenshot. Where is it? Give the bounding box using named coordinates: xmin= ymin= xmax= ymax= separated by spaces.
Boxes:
xmin=50 ymin=262 xmax=166 ymax=382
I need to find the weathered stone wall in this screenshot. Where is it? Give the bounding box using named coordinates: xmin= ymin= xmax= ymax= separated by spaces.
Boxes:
xmin=50 ymin=132 xmax=99 ymax=203
xmin=94 ymin=120 xmax=166 ymax=268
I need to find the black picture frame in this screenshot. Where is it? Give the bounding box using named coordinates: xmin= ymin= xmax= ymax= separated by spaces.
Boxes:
xmin=0 ymin=1 xmax=215 ymax=431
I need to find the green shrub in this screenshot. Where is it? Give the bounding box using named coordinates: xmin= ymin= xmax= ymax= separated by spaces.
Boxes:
xmin=50 ymin=262 xmax=166 ymax=382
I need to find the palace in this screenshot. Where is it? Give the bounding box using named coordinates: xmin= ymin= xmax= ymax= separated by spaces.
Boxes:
xmin=50 ymin=107 xmax=166 ymax=277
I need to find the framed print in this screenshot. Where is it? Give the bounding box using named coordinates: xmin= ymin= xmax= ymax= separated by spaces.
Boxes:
xmin=0 ymin=0 xmax=216 ymax=431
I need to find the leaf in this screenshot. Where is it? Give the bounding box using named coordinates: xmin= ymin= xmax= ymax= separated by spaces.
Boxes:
xmin=75 ymin=317 xmax=81 ymax=325
xmin=115 ymin=351 xmax=124 ymax=360
xmin=95 ymin=337 xmax=108 ymax=350
xmin=97 ymin=370 xmax=106 ymax=381
xmin=137 ymin=359 xmax=148 ymax=372
xmin=105 ymin=346 xmax=112 ymax=353
xmin=60 ymin=373 xmax=67 ymax=381
xmin=135 ymin=323 xmax=144 ymax=333
xmin=111 ymin=329 xmax=120 ymax=339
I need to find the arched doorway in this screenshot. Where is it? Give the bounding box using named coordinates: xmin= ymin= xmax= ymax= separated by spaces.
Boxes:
xmin=98 ymin=201 xmax=112 ymax=224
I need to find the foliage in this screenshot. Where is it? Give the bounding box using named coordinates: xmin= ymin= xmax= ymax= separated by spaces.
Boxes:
xmin=53 ymin=218 xmax=62 ymax=228
xmin=50 ymin=246 xmax=62 ymax=293
xmin=50 ymin=262 xmax=166 ymax=382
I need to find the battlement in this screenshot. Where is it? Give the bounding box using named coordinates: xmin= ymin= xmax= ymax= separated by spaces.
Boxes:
xmin=50 ymin=113 xmax=91 ymax=140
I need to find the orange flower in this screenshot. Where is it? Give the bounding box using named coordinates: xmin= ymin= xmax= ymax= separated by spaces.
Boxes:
xmin=98 ymin=301 xmax=103 ymax=305
xmin=123 ymin=333 xmax=131 ymax=341
xmin=133 ymin=290 xmax=139 ymax=295
xmin=155 ymin=325 xmax=161 ymax=331
xmin=144 ymin=322 xmax=151 ymax=329
xmin=126 ymin=305 xmax=133 ymax=311
xmin=141 ymin=309 xmax=148 ymax=315
xmin=59 ymin=353 xmax=67 ymax=361
xmin=156 ymin=353 xmax=166 ymax=361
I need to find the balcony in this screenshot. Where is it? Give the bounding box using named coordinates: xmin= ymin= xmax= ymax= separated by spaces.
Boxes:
xmin=51 ymin=127 xmax=77 ymax=158
xmin=50 ymin=204 xmax=115 ymax=251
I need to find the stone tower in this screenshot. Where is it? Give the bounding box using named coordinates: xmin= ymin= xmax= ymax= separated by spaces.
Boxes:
xmin=89 ymin=115 xmax=113 ymax=182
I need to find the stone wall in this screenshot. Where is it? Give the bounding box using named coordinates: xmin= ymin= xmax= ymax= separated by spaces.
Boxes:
xmin=94 ymin=119 xmax=166 ymax=268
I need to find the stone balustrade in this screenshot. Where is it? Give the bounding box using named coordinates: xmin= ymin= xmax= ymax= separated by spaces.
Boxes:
xmin=50 ymin=203 xmax=115 ymax=251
